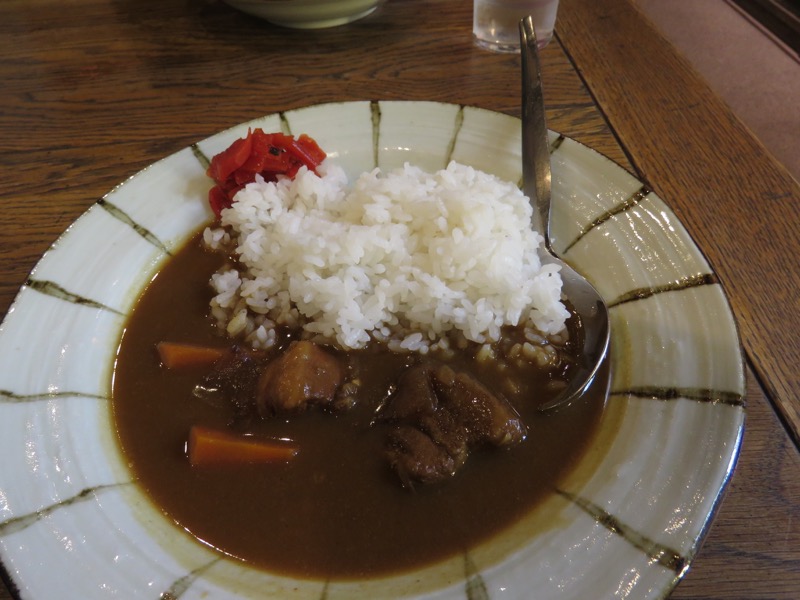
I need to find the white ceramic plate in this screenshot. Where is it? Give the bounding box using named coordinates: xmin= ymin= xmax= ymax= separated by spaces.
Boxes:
xmin=0 ymin=101 xmax=744 ymax=599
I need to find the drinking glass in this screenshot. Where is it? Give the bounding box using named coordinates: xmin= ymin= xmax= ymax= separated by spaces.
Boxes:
xmin=473 ymin=0 xmax=559 ymax=52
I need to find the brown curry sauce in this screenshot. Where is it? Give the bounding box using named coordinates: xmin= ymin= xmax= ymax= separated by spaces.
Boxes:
xmin=112 ymin=230 xmax=608 ymax=580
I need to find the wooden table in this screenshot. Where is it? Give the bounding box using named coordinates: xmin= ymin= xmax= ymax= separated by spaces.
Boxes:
xmin=1 ymin=0 xmax=798 ymax=597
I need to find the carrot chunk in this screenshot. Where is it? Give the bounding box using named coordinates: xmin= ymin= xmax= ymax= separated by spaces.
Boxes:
xmin=187 ymin=426 xmax=299 ymax=467
xmin=157 ymin=342 xmax=227 ymax=369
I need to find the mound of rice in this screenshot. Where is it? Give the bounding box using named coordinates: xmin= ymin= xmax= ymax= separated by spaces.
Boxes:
xmin=204 ymin=160 xmax=568 ymax=352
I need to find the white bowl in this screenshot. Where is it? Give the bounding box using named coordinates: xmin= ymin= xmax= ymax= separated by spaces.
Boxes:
xmin=0 ymin=101 xmax=745 ymax=599
xmin=222 ymin=0 xmax=384 ymax=29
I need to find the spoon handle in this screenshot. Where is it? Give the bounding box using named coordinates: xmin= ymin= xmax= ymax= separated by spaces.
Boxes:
xmin=520 ymin=16 xmax=552 ymax=250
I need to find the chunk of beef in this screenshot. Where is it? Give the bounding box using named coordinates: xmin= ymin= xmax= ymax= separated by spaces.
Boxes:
xmin=193 ymin=346 xmax=264 ymax=420
xmin=378 ymin=363 xmax=438 ymax=420
xmin=256 ymin=340 xmax=345 ymax=416
xmin=386 ymin=426 xmax=462 ymax=486
xmin=381 ymin=363 xmax=527 ymax=487
xmin=430 ymin=365 xmax=527 ymax=446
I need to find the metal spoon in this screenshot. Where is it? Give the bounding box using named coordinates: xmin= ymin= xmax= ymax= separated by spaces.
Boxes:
xmin=519 ymin=16 xmax=610 ymax=412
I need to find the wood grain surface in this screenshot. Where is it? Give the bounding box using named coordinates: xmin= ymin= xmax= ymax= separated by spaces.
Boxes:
xmin=559 ymin=0 xmax=800 ymax=451
xmin=1 ymin=0 xmax=798 ymax=598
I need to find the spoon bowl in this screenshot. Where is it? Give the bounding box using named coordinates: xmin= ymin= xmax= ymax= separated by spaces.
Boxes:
xmin=520 ymin=16 xmax=610 ymax=412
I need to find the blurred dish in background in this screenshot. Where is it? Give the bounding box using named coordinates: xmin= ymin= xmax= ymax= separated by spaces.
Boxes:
xmin=222 ymin=0 xmax=385 ymax=29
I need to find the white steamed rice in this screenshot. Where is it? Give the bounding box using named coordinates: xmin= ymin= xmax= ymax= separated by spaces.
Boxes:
xmin=204 ymin=160 xmax=568 ymax=352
